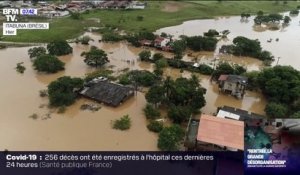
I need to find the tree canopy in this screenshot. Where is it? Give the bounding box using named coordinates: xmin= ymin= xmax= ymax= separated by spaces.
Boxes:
xmin=48 ymin=76 xmax=83 ymax=107
xmin=145 ymin=75 xmax=206 ymax=118
xmin=47 ymin=40 xmax=73 ymax=56
xmin=265 ymin=102 xmax=288 ymax=118
xmin=33 ymin=54 xmax=65 ymax=73
xmin=157 ymin=124 xmax=184 ymax=151
xmin=81 ymin=46 xmax=109 ymax=67
xmin=139 ymin=50 xmax=151 ymax=61
xmin=119 ymin=70 xmax=158 ymax=87
xmin=212 ymin=62 xmax=246 ymax=80
xmin=257 ymin=66 xmax=300 ymax=104
xmin=221 ymin=36 xmax=274 ymax=61
xmin=186 ymin=36 xmax=218 ymax=51
xmin=28 ymin=47 xmax=46 ymax=59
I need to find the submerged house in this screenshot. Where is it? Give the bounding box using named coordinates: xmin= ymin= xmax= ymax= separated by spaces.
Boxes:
xmin=218 ymin=74 xmax=247 ymax=98
xmin=79 ymin=78 xmax=134 ymax=107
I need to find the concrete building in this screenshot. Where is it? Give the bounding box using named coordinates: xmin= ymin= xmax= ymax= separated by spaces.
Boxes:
xmin=218 ymin=74 xmax=247 ymax=98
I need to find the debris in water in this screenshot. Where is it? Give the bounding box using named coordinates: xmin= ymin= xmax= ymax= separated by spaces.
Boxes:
xmin=15 ymin=62 xmax=26 ymax=74
xmin=80 ymin=103 xmax=101 ymax=112
xmin=29 ymin=113 xmax=38 ymax=120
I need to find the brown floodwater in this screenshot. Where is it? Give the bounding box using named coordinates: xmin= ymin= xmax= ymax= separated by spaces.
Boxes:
xmin=156 ymin=12 xmax=300 ymax=70
xmin=0 ymin=27 xmax=268 ymax=151
xmin=0 ymin=34 xmax=158 ymax=151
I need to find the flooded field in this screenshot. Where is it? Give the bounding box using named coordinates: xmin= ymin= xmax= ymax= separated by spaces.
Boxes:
xmin=0 ymin=35 xmax=159 ymax=151
xmin=156 ymin=12 xmax=300 ymax=70
xmin=3 ymin=12 xmax=294 ymax=150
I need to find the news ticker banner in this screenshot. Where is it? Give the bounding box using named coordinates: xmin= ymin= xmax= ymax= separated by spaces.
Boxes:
xmin=0 ymin=151 xmax=243 ymax=175
xmin=244 ymin=119 xmax=300 ymax=175
xmin=2 ymin=8 xmax=49 ymax=35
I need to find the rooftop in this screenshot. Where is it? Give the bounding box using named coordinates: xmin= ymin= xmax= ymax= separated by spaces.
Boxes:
xmin=217 ymin=106 xmax=265 ymax=121
xmin=197 ymin=114 xmax=244 ymax=150
xmin=218 ymin=74 xmax=248 ymax=84
xmin=80 ymin=80 xmax=134 ymax=107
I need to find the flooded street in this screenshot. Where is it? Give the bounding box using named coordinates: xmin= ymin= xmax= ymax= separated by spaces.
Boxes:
xmin=156 ymin=12 xmax=300 ymax=70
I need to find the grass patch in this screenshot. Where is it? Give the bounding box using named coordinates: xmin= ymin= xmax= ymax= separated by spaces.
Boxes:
xmin=1 ymin=1 xmax=298 ymax=42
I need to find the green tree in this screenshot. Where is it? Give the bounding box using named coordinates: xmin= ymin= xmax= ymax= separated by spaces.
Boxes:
xmin=186 ymin=36 xmax=217 ymax=51
xmin=47 ymin=40 xmax=72 ymax=56
xmin=139 ymin=50 xmax=151 ymax=61
xmin=48 ymin=76 xmax=83 ymax=106
xmin=147 ymin=121 xmax=163 ymax=133
xmin=168 ymin=105 xmax=192 ymax=124
xmin=113 ymin=115 xmax=131 ymax=130
xmin=243 ymin=71 xmax=260 ymax=90
xmin=212 ymin=62 xmax=235 ymax=79
xmin=171 ymin=40 xmax=187 ymax=60
xmin=81 ymin=46 xmax=109 ymax=67
xmin=155 ymin=58 xmax=168 ymax=69
xmin=145 ymin=85 xmax=165 ymax=107
xmin=28 ymin=47 xmax=46 ymax=59
xmin=265 ymin=102 xmax=288 ymax=118
xmin=204 ymin=29 xmax=219 ymax=37
xmin=143 ymin=104 xmax=161 ymax=120
xmin=157 ymin=124 xmax=184 ymax=151
xmin=283 ymin=16 xmax=291 ymax=25
xmin=152 ymin=53 xmax=164 ymax=62
xmin=257 ymin=66 xmax=300 ymax=104
xmin=33 ymin=54 xmax=65 ymax=73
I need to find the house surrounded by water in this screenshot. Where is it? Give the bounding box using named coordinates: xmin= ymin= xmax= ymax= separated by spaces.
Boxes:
xmin=79 ymin=77 xmax=134 ymax=107
xmin=218 ymin=74 xmax=247 ymax=98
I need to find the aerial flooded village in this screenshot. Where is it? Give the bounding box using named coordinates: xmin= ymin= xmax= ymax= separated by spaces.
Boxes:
xmin=0 ymin=0 xmax=300 ymax=151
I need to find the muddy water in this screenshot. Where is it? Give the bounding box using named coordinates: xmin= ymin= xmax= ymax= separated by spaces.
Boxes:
xmin=156 ymin=12 xmax=300 ymax=70
xmin=0 ymin=34 xmax=158 ymax=151
xmin=163 ymin=69 xmax=266 ymax=115
xmin=0 ymin=32 xmax=267 ymax=150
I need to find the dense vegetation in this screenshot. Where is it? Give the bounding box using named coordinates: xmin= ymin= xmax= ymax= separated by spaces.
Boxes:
xmin=81 ymin=46 xmax=109 ymax=67
xmin=186 ymin=36 xmax=218 ymax=52
xmin=147 ymin=121 xmax=163 ymax=133
xmin=212 ymin=62 xmax=246 ymax=80
xmin=157 ymin=124 xmax=184 ymax=151
xmin=244 ymin=66 xmax=300 ymax=118
xmin=143 ymin=104 xmax=161 ymax=119
xmin=47 ymin=40 xmax=73 ymax=56
xmin=33 ymin=54 xmax=65 ymax=73
xmin=254 ymin=13 xmax=283 ymax=25
xmin=119 ymin=70 xmax=158 ymax=87
xmin=48 ymin=76 xmax=84 ymax=107
xmin=220 ymin=36 xmax=274 ymax=61
xmin=28 ymin=47 xmax=47 ymax=59
xmin=145 ymin=75 xmax=206 ymax=123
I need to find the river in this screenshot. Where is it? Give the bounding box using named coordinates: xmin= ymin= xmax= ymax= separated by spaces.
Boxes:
xmin=156 ymin=12 xmax=300 ymax=70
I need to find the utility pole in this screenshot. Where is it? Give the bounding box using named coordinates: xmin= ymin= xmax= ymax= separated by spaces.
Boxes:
xmin=276 ymin=57 xmax=281 ymax=65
